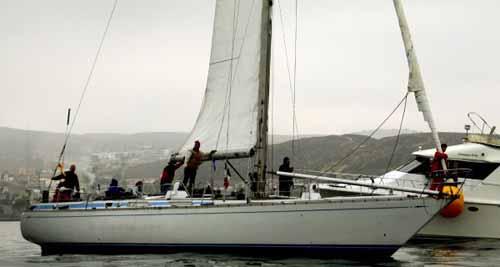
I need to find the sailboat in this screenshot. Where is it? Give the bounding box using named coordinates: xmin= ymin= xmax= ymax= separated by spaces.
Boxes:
xmin=21 ymin=0 xmax=452 ymax=257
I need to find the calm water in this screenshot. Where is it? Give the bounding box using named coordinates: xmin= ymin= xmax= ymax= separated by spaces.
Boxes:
xmin=2 ymin=221 xmax=499 ymax=267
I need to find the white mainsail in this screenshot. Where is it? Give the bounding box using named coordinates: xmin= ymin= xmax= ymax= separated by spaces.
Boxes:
xmin=179 ymin=0 xmax=267 ymax=156
xmin=393 ymin=0 xmax=446 ymax=161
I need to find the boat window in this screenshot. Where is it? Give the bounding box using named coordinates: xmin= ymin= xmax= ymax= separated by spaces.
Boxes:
xmin=397 ymin=157 xmax=499 ymax=180
xmin=447 ymin=160 xmax=499 ymax=180
xmin=398 ymin=157 xmax=430 ymax=175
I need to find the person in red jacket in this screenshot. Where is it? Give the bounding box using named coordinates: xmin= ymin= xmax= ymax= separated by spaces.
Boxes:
xmin=429 ymin=143 xmax=448 ymax=190
xmin=160 ymin=159 xmax=183 ymax=193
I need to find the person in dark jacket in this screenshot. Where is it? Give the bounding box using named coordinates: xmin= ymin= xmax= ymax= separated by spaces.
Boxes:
xmin=105 ymin=178 xmax=125 ymax=199
xmin=279 ymin=157 xmax=294 ymax=196
xmin=52 ymin=164 xmax=80 ymax=202
xmin=160 ymin=159 xmax=182 ymax=193
xmin=134 ymin=181 xmax=144 ymax=196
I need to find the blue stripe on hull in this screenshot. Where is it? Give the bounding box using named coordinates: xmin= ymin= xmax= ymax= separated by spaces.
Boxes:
xmin=40 ymin=243 xmax=399 ymax=258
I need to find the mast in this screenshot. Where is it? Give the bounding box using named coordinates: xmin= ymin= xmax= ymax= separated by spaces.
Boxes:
xmin=393 ymin=0 xmax=447 ymax=170
xmin=255 ymin=0 xmax=273 ymax=197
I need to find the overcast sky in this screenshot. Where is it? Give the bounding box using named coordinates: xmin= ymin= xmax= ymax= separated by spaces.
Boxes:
xmin=1 ymin=0 xmax=499 ymax=136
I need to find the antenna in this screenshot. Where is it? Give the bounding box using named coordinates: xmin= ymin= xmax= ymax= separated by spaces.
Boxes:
xmin=66 ymin=108 xmax=71 ymax=127
xmin=61 ymin=108 xmax=71 ymax=164
xmin=464 ymin=124 xmax=471 ymax=138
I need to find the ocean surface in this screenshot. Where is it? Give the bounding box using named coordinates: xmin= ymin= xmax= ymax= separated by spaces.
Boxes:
xmin=2 ymin=221 xmax=499 ymax=267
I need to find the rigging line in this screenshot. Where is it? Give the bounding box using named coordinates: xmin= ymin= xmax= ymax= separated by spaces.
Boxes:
xmin=292 ymin=0 xmax=298 ymax=160
xmin=270 ymin=17 xmax=276 ymax=189
xmin=384 ymin=94 xmax=408 ymax=174
xmin=63 ymin=0 xmax=119 ymax=154
xmin=321 ymin=92 xmax=410 ymax=175
xmin=276 ymin=0 xmax=299 ymax=158
xmin=269 ymin=25 xmax=276 ymax=173
xmin=246 ymin=156 xmax=252 ymax=199
xmin=210 ymin=56 xmax=241 ymax=65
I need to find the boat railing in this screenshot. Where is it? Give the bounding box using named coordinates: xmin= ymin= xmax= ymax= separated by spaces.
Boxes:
xmin=467 ymin=112 xmax=496 ymax=135
xmin=33 ymin=168 xmax=471 ymax=204
xmin=429 ymin=168 xmax=473 ymax=179
xmin=281 ymin=167 xmax=471 ymax=196
xmin=293 ymin=169 xmax=378 ymax=181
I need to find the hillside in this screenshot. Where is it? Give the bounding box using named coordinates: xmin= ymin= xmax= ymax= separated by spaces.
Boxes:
xmin=0 ymin=127 xmax=188 ymax=172
xmin=350 ymin=129 xmax=419 ymax=139
xmin=0 ymin=127 xmax=310 ymax=173
xmin=0 ymin=126 xmax=466 ymax=187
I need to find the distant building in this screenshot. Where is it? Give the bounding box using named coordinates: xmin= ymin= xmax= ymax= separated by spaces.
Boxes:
xmin=1 ymin=172 xmax=10 ymax=182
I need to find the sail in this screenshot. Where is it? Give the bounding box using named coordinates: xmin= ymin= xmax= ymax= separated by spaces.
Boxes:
xmin=393 ymin=0 xmax=444 ymax=155
xmin=179 ymin=0 xmax=267 ymax=157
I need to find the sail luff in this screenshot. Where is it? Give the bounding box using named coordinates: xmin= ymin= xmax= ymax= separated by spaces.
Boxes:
xmin=393 ymin=0 xmax=446 ymax=169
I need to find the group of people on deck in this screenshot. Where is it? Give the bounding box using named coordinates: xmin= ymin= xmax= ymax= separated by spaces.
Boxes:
xmin=46 ymin=140 xmax=305 ymax=200
xmin=48 ymin=140 xmax=209 ymax=202
xmin=50 ymin=164 xmax=143 ymax=202
xmin=49 ymin=139 xmax=450 ymax=202
xmin=160 ymin=140 xmax=205 ymax=194
xmin=159 ymin=140 xmax=297 ymax=196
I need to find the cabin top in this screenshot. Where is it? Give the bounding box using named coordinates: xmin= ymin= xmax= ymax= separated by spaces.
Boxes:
xmin=412 ymin=141 xmax=500 ymax=163
xmin=465 ymin=134 xmax=500 ymax=148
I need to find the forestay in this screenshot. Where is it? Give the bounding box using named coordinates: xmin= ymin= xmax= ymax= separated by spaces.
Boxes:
xmin=179 ymin=0 xmax=266 ymax=157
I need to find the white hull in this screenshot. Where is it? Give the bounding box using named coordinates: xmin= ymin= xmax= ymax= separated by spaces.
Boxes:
xmin=21 ymin=195 xmax=447 ymax=257
xmin=419 ymin=200 xmax=500 ymax=239
xmin=319 ymin=171 xmax=500 ymax=239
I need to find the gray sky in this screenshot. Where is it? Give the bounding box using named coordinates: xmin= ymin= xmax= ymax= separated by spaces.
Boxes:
xmin=1 ymin=0 xmax=499 ymax=136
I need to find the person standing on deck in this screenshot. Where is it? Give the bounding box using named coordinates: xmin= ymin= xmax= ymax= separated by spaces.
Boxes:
xmin=160 ymin=158 xmax=182 ymax=193
xmin=429 ymin=143 xmax=448 ymax=190
xmin=182 ymin=141 xmax=204 ymax=192
xmin=279 ymin=157 xmax=294 ymax=197
xmin=51 ymin=164 xmax=80 ymax=202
